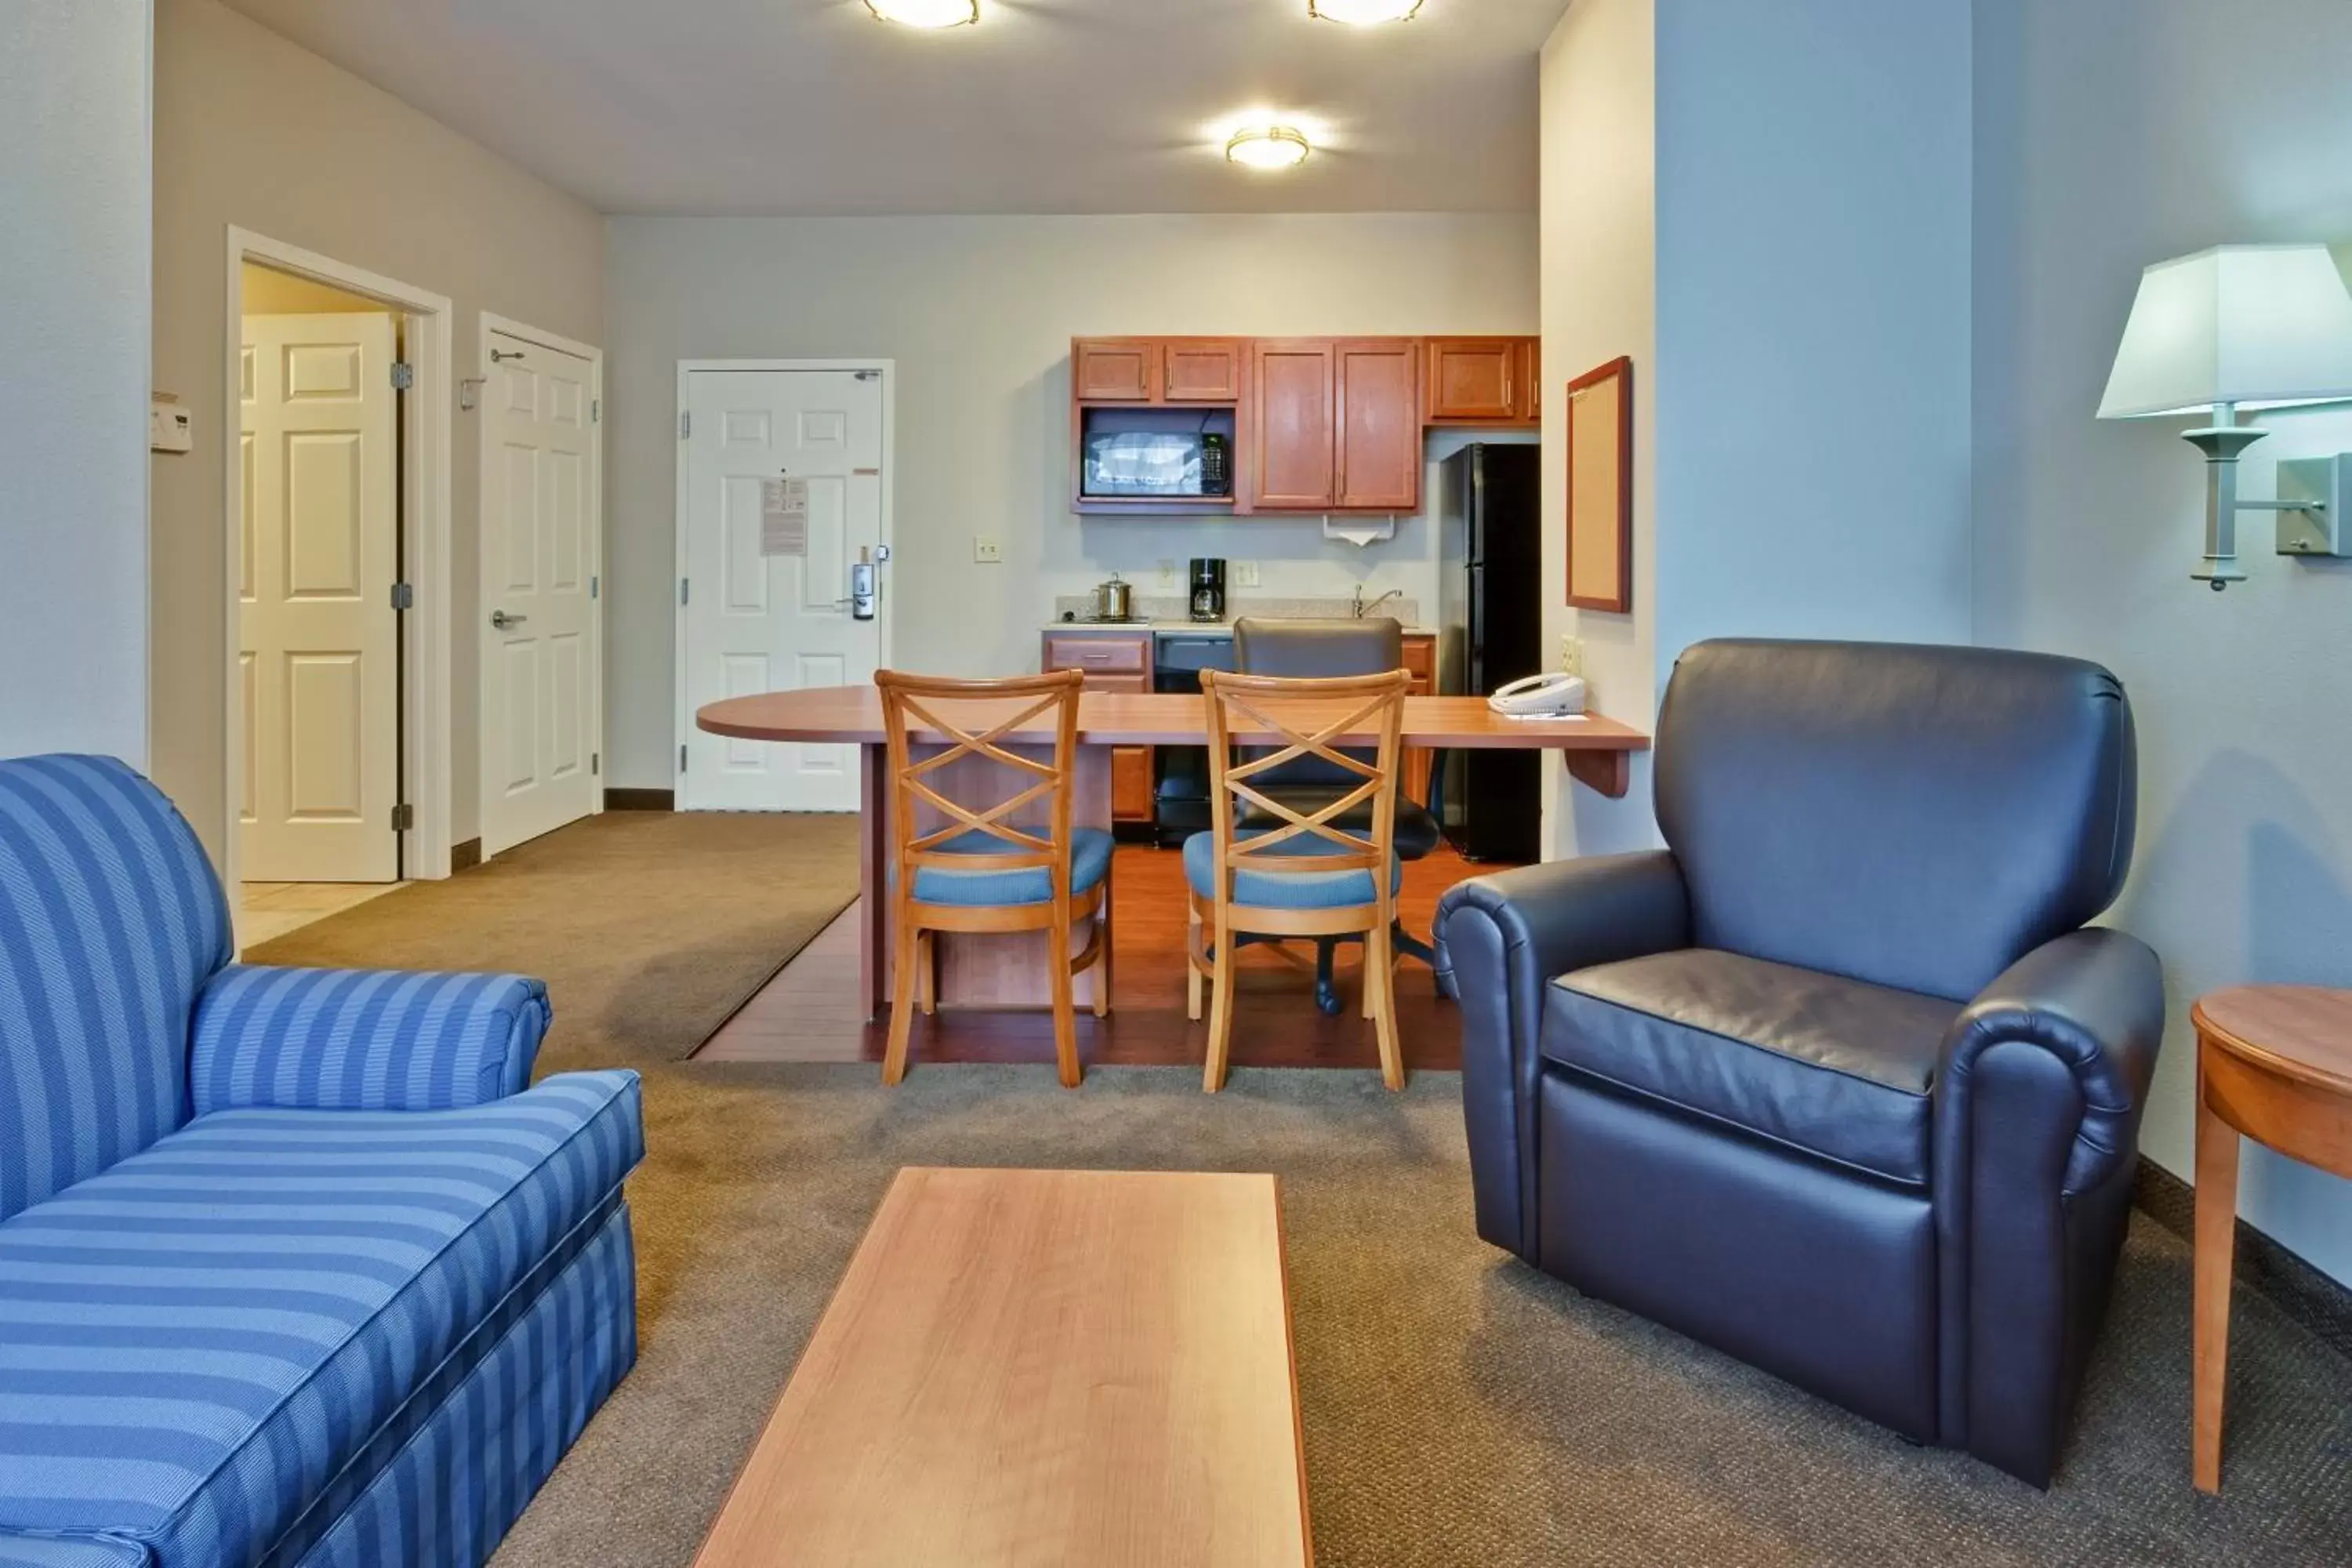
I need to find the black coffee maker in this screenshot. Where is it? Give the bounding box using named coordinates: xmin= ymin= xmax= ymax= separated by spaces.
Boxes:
xmin=1189 ymin=558 xmax=1227 ymax=622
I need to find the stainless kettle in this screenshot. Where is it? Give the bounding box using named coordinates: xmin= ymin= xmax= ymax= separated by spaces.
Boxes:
xmin=1094 ymin=573 xmax=1134 ymax=621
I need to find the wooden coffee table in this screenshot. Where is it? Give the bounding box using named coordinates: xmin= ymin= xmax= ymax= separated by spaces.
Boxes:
xmin=2190 ymin=985 xmax=2352 ymax=1493
xmin=693 ymin=1167 xmax=1313 ymax=1566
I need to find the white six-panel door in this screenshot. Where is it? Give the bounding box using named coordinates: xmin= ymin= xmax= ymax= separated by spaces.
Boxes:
xmin=481 ymin=328 xmax=601 ymax=856
xmin=680 ymin=368 xmax=884 ymax=811
xmin=239 ymin=312 xmax=400 ymax=882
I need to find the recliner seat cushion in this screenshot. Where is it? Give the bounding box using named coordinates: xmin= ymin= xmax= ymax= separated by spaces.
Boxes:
xmin=0 ymin=1070 xmax=641 ymax=1568
xmin=1541 ymin=949 xmax=1955 ymax=1186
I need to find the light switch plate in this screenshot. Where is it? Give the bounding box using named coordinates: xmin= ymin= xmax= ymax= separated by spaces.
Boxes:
xmin=1559 ymin=634 xmax=1584 ymax=677
xmin=973 ymin=536 xmax=1002 ymax=564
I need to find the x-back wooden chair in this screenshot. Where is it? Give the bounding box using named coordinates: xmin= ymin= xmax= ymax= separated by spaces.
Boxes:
xmin=1187 ymin=668 xmax=1409 ymax=1093
xmin=875 ymin=669 xmax=1110 ymax=1087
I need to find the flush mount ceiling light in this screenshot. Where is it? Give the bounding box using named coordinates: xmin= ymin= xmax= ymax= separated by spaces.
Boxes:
xmin=1308 ymin=0 xmax=1425 ymax=23
xmin=1225 ymin=125 xmax=1312 ymax=170
xmin=862 ymin=0 xmax=978 ymax=27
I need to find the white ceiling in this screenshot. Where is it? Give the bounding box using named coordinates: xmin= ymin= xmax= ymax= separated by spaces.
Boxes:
xmin=215 ymin=0 xmax=1562 ymax=216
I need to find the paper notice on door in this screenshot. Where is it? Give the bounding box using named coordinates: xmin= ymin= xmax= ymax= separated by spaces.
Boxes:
xmin=760 ymin=477 xmax=809 ymax=557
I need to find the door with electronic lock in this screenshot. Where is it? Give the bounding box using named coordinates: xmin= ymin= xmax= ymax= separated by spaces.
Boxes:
xmin=677 ymin=365 xmax=889 ymax=811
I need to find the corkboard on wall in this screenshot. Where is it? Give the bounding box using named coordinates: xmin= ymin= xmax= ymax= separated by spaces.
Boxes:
xmin=1565 ymin=356 xmax=1633 ymax=613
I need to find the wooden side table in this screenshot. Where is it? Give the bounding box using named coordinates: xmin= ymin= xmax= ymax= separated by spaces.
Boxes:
xmin=2190 ymin=985 xmax=2352 ymax=1493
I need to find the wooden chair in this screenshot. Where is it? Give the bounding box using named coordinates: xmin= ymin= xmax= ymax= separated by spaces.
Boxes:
xmin=875 ymin=669 xmax=1110 ymax=1088
xmin=1186 ymin=668 xmax=1409 ymax=1093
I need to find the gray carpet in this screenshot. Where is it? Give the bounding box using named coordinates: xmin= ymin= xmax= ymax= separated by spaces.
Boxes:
xmin=492 ymin=1062 xmax=2352 ymax=1567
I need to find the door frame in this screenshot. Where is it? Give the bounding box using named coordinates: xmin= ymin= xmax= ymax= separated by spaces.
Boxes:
xmin=477 ymin=311 xmax=607 ymax=861
xmin=222 ymin=227 xmax=456 ymax=888
xmin=672 ymin=359 xmax=897 ymax=804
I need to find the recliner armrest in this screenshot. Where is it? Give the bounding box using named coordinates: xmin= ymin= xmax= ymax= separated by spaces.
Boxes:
xmin=1435 ymin=851 xmax=1690 ymax=1257
xmin=1935 ymin=927 xmax=2162 ymax=1197
xmin=189 ymin=964 xmax=550 ymax=1115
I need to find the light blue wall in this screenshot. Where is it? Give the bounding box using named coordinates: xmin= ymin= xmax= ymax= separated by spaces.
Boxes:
xmin=0 ymin=2 xmax=153 ymax=764
xmin=1653 ymin=0 xmax=1977 ymax=677
xmin=1973 ymin=0 xmax=2352 ymax=1283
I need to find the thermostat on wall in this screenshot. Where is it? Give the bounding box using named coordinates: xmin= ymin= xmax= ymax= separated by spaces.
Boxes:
xmin=150 ymin=396 xmax=192 ymax=455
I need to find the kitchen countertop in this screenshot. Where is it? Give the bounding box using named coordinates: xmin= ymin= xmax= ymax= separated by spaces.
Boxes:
xmin=1044 ymin=620 xmax=1439 ymax=637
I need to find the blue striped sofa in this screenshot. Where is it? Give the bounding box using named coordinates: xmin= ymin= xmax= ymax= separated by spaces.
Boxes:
xmin=0 ymin=756 xmax=644 ymax=1568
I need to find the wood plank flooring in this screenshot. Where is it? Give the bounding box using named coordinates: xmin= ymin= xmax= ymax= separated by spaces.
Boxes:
xmin=697 ymin=844 xmax=1503 ymax=1074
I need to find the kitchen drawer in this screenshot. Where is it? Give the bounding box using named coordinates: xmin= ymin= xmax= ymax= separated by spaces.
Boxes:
xmin=1041 ymin=633 xmax=1151 ymax=674
xmin=1079 ymin=672 xmax=1149 ymax=694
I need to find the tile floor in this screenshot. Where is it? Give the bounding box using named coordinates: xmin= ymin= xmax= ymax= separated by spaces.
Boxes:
xmin=236 ymin=881 xmax=405 ymax=951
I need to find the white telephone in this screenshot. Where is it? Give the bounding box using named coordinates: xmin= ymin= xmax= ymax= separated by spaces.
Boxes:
xmin=1487 ymin=672 xmax=1588 ymax=719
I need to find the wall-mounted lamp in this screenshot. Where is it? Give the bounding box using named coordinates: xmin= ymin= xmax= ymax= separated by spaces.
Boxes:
xmin=2098 ymin=243 xmax=2352 ymax=590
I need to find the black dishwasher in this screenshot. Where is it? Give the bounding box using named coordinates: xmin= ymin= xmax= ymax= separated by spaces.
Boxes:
xmin=1152 ymin=633 xmax=1236 ymax=848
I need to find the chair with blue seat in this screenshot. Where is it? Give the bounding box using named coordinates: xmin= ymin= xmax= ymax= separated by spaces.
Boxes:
xmin=877 ymin=668 xmax=1111 ymax=1087
xmin=1187 ymin=667 xmax=1409 ymax=1092
xmin=0 ymin=753 xmax=641 ymax=1568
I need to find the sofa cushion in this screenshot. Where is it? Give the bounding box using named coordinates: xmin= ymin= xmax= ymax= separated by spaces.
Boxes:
xmin=0 ymin=1070 xmax=641 ymax=1568
xmin=0 ymin=756 xmax=233 ymax=1225
xmin=1541 ymin=949 xmax=1956 ymax=1186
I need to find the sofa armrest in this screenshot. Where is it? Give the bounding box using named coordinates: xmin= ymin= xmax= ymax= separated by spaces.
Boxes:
xmin=1434 ymin=851 xmax=1691 ymax=1258
xmin=189 ymin=964 xmax=551 ymax=1115
xmin=1935 ymin=927 xmax=2163 ymax=1199
xmin=1930 ymin=927 xmax=2163 ymax=1482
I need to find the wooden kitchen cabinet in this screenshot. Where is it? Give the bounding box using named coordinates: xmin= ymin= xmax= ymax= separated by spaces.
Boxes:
xmin=1334 ymin=339 xmax=1421 ymax=511
xmin=1247 ymin=340 xmax=1338 ymax=510
xmin=1163 ymin=339 xmax=1243 ymax=402
xmin=1041 ymin=631 xmax=1156 ymax=826
xmin=1425 ymin=336 xmax=1541 ymax=425
xmin=1074 ymin=339 xmax=1157 ymax=404
xmin=1425 ymin=338 xmax=1519 ymax=423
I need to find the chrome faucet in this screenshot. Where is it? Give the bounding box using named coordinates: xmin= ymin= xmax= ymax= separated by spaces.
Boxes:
xmin=1352 ymin=586 xmax=1404 ymax=619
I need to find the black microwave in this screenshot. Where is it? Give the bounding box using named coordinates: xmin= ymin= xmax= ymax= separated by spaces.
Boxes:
xmin=1081 ymin=430 xmax=1231 ymax=499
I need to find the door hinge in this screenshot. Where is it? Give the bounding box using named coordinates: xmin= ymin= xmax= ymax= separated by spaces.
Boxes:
xmin=679 ymin=411 xmax=691 ymax=440
xmin=390 ymin=582 xmax=414 ymax=611
xmin=680 ymin=578 xmax=690 ymax=606
xmin=680 ymin=744 xmax=689 ymax=773
xmin=592 ymin=751 xmax=601 ymax=776
xmin=590 ymin=575 xmax=599 ymax=601
xmin=591 ymin=398 xmax=601 ymax=424
xmin=390 ymin=362 xmax=415 ymax=391
xmin=391 ymin=803 xmax=415 ymax=832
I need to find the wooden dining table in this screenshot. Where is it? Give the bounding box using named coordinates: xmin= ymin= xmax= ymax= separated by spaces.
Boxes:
xmin=698 ymin=687 xmax=1650 ymax=1019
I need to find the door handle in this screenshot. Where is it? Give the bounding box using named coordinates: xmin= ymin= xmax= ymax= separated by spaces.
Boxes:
xmin=491 ymin=610 xmax=528 ymax=630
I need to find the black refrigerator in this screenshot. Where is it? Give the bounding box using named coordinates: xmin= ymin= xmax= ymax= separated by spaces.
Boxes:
xmin=1436 ymin=444 xmax=1543 ymax=862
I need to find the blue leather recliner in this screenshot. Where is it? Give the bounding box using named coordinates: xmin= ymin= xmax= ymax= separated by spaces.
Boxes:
xmin=1436 ymin=641 xmax=2163 ymax=1486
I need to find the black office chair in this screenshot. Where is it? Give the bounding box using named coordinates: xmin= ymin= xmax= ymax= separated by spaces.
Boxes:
xmin=1231 ymin=617 xmax=1441 ymax=1014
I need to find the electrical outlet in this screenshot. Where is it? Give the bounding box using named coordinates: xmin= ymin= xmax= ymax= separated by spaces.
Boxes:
xmin=973 ymin=535 xmax=1002 ymax=564
xmin=1156 ymin=558 xmax=1178 ymax=585
xmin=1559 ymin=634 xmax=1585 ymax=677
xmin=1232 ymin=561 xmax=1261 ymax=589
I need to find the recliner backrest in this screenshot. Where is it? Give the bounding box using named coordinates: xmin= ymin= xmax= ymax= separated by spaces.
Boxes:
xmin=0 ymin=755 xmax=232 ymax=1221
xmin=1233 ymin=616 xmax=1403 ymax=789
xmin=1653 ymin=640 xmax=2136 ymax=1002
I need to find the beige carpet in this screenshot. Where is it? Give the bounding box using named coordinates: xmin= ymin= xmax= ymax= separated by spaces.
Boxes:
xmin=245 ymin=811 xmax=859 ymax=1065
xmin=489 ymin=1063 xmax=2352 ymax=1568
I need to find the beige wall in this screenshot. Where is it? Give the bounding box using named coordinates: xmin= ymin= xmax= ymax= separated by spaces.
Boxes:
xmin=152 ymin=0 xmax=604 ymax=866
xmin=1539 ymin=0 xmax=1657 ymax=858
xmin=604 ymin=212 xmax=1539 ymax=789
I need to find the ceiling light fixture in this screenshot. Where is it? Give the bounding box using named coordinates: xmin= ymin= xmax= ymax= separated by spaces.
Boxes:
xmin=1225 ymin=125 xmax=1312 ymax=170
xmin=862 ymin=0 xmax=978 ymax=27
xmin=1308 ymin=0 xmax=1424 ymax=23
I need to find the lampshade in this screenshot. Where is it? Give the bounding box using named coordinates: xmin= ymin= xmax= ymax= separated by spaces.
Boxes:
xmin=2098 ymin=244 xmax=2352 ymax=419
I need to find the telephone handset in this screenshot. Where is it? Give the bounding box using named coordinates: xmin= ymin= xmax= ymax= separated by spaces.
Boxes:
xmin=1487 ymin=672 xmax=1588 ymax=718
